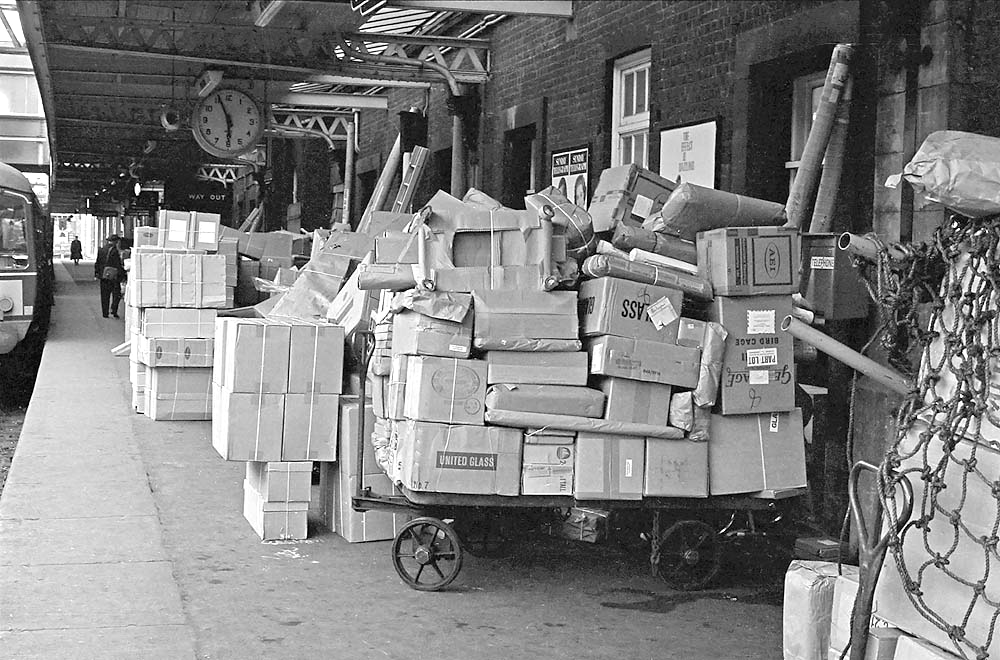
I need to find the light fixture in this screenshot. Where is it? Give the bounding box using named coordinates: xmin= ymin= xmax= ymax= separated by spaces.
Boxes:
xmin=195 ymin=70 xmax=224 ymax=98
xmin=133 ymin=181 xmax=142 ymax=197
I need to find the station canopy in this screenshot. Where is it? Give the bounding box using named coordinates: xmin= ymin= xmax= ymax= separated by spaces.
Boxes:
xmin=18 ymin=0 xmax=572 ymax=213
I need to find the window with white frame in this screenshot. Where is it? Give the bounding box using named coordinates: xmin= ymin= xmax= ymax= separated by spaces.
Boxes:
xmin=786 ymin=70 xmax=826 ymax=191
xmin=611 ymin=49 xmax=651 ymax=168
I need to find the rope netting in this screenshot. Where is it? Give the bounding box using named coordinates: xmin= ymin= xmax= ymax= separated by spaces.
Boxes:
xmin=854 ymin=215 xmax=1000 ymax=659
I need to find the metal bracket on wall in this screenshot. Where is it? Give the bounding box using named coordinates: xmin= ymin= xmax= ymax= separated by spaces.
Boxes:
xmin=267 ymin=109 xmax=351 ymax=149
xmin=196 ymin=164 xmax=252 ymax=185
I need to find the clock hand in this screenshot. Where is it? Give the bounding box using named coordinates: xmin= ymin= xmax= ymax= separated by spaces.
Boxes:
xmin=217 ymin=94 xmax=233 ymax=139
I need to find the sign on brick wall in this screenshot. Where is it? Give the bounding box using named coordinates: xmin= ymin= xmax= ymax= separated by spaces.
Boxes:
xmin=659 ymin=120 xmax=716 ymax=188
xmin=551 ymin=145 xmax=590 ymax=207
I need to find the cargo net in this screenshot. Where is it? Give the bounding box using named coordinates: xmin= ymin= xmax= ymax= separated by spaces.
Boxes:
xmin=856 ymin=215 xmax=1000 ymax=659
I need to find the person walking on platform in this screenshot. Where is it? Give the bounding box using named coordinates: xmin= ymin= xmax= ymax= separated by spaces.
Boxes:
xmin=69 ymin=236 xmax=82 ymax=265
xmin=94 ymin=235 xmax=124 ymax=318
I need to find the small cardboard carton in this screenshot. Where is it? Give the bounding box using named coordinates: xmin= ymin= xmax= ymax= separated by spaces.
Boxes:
xmin=394 ymin=420 xmax=523 ymax=495
xmin=578 ymin=276 xmax=682 ymax=343
xmin=709 ymin=294 xmax=795 ymax=415
xmin=130 ymin=250 xmax=228 ymax=308
xmin=708 ymin=409 xmax=806 ymax=495
xmin=485 ymin=384 xmax=604 ymax=418
xmin=473 ymin=290 xmax=579 ymax=341
xmin=573 ymin=432 xmax=644 ymax=500
xmin=521 ymin=443 xmax=574 ymax=495
xmin=242 ymin=480 xmax=308 ymax=541
xmin=281 ymin=393 xmax=339 ymax=461
xmin=599 ymin=377 xmax=672 ymax=426
xmin=697 ymin=226 xmax=801 ymax=296
xmin=586 ymin=335 xmax=701 ymax=388
xmin=135 ymin=335 xmax=214 ymax=368
xmin=141 ymin=308 xmax=216 ymax=338
xmin=246 ymin=461 xmax=312 ymax=503
xmin=287 ymin=322 xmax=344 ymax=395
xmin=588 ymin=164 xmax=676 ymax=233
xmin=485 ymin=351 xmax=589 ymax=386
xmin=402 ymin=356 xmax=487 ymax=426
xmin=643 ymin=438 xmax=708 ymax=497
xmin=218 ymin=319 xmax=291 ymax=393
xmin=212 ymin=382 xmax=284 ymax=461
xmin=391 ymin=309 xmax=472 ymax=359
xmin=145 ymin=366 xmax=213 ymax=421
xmin=828 ymin=568 xmax=895 ymax=660
xmin=330 ymin=469 xmax=411 ymax=542
xmin=134 ymin=225 xmax=158 ymax=248
xmin=782 ymin=561 xmax=843 ymax=660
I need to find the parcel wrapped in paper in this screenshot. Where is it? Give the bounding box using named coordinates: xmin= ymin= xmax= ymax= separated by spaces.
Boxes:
xmin=473 ymin=337 xmax=582 ymax=352
xmin=581 ymin=253 xmax=714 ymax=301
xmin=887 ymin=130 xmax=1000 ymax=217
xmin=693 ymin=321 xmax=728 ymax=407
xmin=484 ymin=408 xmax=684 ymax=439
xmin=485 ymin=384 xmax=605 ymax=418
xmin=462 ymin=187 xmax=503 ymax=210
xmin=611 ymin=223 xmax=697 ymax=265
xmin=668 ymin=391 xmax=694 ymax=432
xmin=389 ymin=288 xmax=471 ymax=323
xmin=654 ymin=182 xmax=786 ymax=241
xmin=524 ymin=185 xmax=597 ymax=260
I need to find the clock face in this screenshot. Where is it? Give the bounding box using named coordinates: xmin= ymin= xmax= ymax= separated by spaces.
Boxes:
xmin=192 ymin=89 xmax=263 ymax=157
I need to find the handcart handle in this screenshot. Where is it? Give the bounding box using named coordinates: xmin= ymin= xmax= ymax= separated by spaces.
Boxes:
xmin=538 ymin=204 xmax=558 ymax=291
xmin=354 ymin=330 xmax=375 ymax=502
xmin=848 ymin=460 xmax=913 ymax=557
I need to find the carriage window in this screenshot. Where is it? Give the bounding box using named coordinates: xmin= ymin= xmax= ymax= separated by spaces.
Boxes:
xmin=0 ymin=190 xmax=29 ymax=270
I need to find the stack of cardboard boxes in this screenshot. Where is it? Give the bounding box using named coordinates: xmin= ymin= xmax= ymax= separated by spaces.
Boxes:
xmin=126 ymin=210 xmax=229 ymax=419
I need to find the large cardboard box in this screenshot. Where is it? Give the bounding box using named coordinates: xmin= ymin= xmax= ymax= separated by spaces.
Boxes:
xmin=141 ymin=308 xmax=216 ymax=338
xmin=287 ymin=322 xmax=344 ymax=395
xmin=586 ymin=335 xmax=700 ymax=388
xmin=391 ymin=310 xmax=472 ymax=359
xmin=145 ymin=366 xmax=212 ymax=421
xmin=599 ymin=377 xmax=671 ymax=426
xmin=708 ymin=409 xmax=806 ymax=495
xmin=394 ymin=420 xmax=523 ymax=495
xmin=135 ymin=335 xmax=214 ymax=368
xmin=281 ymin=393 xmax=339 ymax=461
xmin=130 ymin=250 xmax=228 ymax=308
xmin=828 ymin=568 xmax=893 ymax=659
xmin=157 ymin=210 xmax=220 ymax=251
xmin=485 ymin=384 xmax=604 ymax=418
xmin=588 ymin=164 xmax=676 ymax=233
xmin=217 ymin=319 xmax=291 ymax=393
xmin=521 ymin=443 xmax=574 ymax=495
xmin=573 ymin=432 xmax=644 ymax=500
xmin=473 ymin=290 xmax=578 ymax=341
xmin=242 ymin=481 xmax=308 ymax=541
xmin=212 ymin=382 xmax=284 ymax=461
xmin=578 ymin=276 xmax=682 ymax=343
xmin=402 ymin=356 xmax=487 ymax=426
xmin=782 ymin=561 xmax=842 ymax=660
xmin=643 ymin=438 xmax=708 ymax=497
xmin=485 ymin=351 xmax=589 ymax=386
xmin=709 ymin=294 xmax=796 ymax=415
xmin=697 ymin=226 xmax=801 ymax=296
xmin=246 ymin=461 xmax=312 ymax=503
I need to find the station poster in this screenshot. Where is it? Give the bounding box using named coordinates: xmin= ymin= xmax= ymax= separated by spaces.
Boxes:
xmin=659 ymin=119 xmax=716 ymax=188
xmin=551 ymin=145 xmax=590 ymax=207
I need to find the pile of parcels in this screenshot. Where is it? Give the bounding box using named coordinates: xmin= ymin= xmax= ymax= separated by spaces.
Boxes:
xmin=783 ymin=560 xmax=964 ymax=660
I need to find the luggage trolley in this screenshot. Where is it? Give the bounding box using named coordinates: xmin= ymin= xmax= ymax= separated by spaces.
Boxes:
xmin=352 ymin=330 xmax=805 ymax=592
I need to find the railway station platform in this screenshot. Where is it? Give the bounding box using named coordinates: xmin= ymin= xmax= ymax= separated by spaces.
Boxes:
xmin=0 ymin=260 xmax=784 ymax=660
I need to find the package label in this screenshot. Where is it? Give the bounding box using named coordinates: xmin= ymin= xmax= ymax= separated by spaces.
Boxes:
xmin=436 ymin=451 xmax=497 ymax=470
xmin=810 ymin=255 xmax=835 ymax=270
xmin=748 ymin=370 xmax=769 ymax=384
xmin=632 ymin=194 xmax=654 ymax=218
xmin=745 ymin=347 xmax=778 ymax=367
xmin=769 ymin=412 xmax=781 ymax=432
xmin=747 ymin=310 xmax=776 ymax=335
xmin=647 ymin=295 xmax=679 ymax=330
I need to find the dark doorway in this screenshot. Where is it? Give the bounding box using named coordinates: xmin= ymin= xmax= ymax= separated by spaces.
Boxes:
xmin=500 ymin=125 xmax=536 ymax=209
xmin=355 ymin=169 xmax=378 ymax=230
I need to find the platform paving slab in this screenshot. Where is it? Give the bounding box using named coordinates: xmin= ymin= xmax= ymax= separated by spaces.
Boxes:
xmin=0 ymin=514 xmax=166 ymax=565
xmin=0 ymin=624 xmax=196 ymax=660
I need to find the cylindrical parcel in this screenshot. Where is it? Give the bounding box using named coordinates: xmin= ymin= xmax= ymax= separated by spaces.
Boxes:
xmin=657 ymin=182 xmax=786 ymax=241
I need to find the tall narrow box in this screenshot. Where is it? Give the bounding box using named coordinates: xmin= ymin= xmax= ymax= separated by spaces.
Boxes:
xmin=287 ymin=322 xmax=344 ymax=394
xmin=573 ymin=433 xmax=644 ymax=500
xmin=281 ymin=393 xmax=339 ymax=461
xmin=708 ymin=409 xmax=806 ymax=495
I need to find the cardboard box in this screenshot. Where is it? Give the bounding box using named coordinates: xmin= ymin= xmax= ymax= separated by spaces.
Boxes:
xmin=486 ymin=351 xmax=589 ymax=386
xmin=132 ymin=381 xmax=145 ymax=414
xmin=524 ymin=430 xmax=576 ymax=444
xmin=338 ymin=398 xmax=378 ymax=476
xmin=801 ymin=233 xmax=870 ymax=320
xmin=246 ymin=461 xmax=312 ymax=503
xmin=129 ymin=358 xmax=146 ymax=387
xmin=394 ymin=420 xmax=522 ymax=495
xmin=709 ymin=294 xmax=796 ymax=414
xmin=157 ymin=210 xmax=220 ymax=252
xmin=708 ymin=409 xmax=807 ymax=495
xmin=795 ymin=536 xmax=848 ymax=561
xmin=130 ymin=250 xmax=228 ymax=308
xmin=391 ymin=310 xmax=472 ymax=359
xmin=676 ymin=317 xmax=708 ymax=349
xmin=473 ymin=290 xmax=578 ymax=341
xmin=588 ymin=164 xmax=676 ymax=233
xmin=133 ymin=225 xmax=158 ymax=248
xmin=145 ymin=366 xmax=213 ymax=421
xmin=239 ymin=232 xmax=269 ymax=260
xmin=331 ymin=469 xmax=411 ymax=542
xmin=135 ymin=335 xmax=214 ymax=368
xmin=218 ymin=319 xmax=291 ymax=393
xmin=643 ymin=438 xmax=709 ymax=497
xmin=141 ymin=308 xmax=216 ymax=338
xmin=212 ymin=382 xmax=284 ymax=461
xmin=242 ymin=481 xmax=308 ymax=541
xmin=828 ymin=568 xmax=895 ymax=659
xmin=485 ymin=384 xmax=604 ymax=418
xmin=573 ymin=432 xmax=644 ymax=500
xmin=521 ymin=443 xmax=574 ymax=495
xmin=586 ymin=335 xmax=701 ymax=388
xmin=387 ymin=354 xmax=408 ymax=421
xmin=697 ymin=226 xmax=801 ymax=296
xmin=783 ymin=560 xmax=842 ymax=660
xmin=891 ymin=636 xmax=960 ymax=660
xmin=282 ymin=393 xmax=339 ymax=461
xmin=287 ymin=322 xmax=344 ymax=394
xmin=578 ymin=276 xmax=682 ymax=343
xmin=599 ymin=377 xmax=671 ymax=426
xmin=402 ymin=356 xmax=487 ymax=426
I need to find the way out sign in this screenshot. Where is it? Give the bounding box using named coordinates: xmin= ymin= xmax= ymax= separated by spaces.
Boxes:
xmin=659 ymin=120 xmax=716 ymax=188
xmin=551 ymin=145 xmax=590 ymax=207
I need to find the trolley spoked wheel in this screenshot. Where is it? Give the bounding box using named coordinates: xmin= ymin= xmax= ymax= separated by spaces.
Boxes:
xmin=656 ymin=519 xmax=721 ymax=591
xmin=391 ymin=517 xmax=464 ymax=591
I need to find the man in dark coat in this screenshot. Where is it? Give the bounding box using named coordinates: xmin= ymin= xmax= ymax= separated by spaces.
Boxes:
xmin=94 ymin=235 xmax=124 ymax=318
xmin=69 ymin=236 xmax=82 ymax=265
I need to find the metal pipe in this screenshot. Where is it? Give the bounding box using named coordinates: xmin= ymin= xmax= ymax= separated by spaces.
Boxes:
xmin=809 ymin=75 xmax=853 ymax=234
xmin=357 ymin=134 xmax=402 ymax=235
xmin=781 ymin=316 xmax=911 ymax=395
xmin=838 ymin=232 xmax=909 ymax=264
xmin=341 ymin=120 xmax=355 ymax=228
xmin=336 ymin=34 xmax=461 ymax=97
xmin=451 ymin=112 xmax=466 ymax=197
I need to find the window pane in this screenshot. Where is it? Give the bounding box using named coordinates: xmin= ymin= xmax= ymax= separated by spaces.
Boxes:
xmin=635 ymin=133 xmax=647 ymax=167
xmin=623 ymin=71 xmax=635 ymax=117
xmin=620 ymin=135 xmax=633 ymax=165
xmin=636 ymin=68 xmax=647 ymax=114
xmin=0 ymin=191 xmax=28 ymax=270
